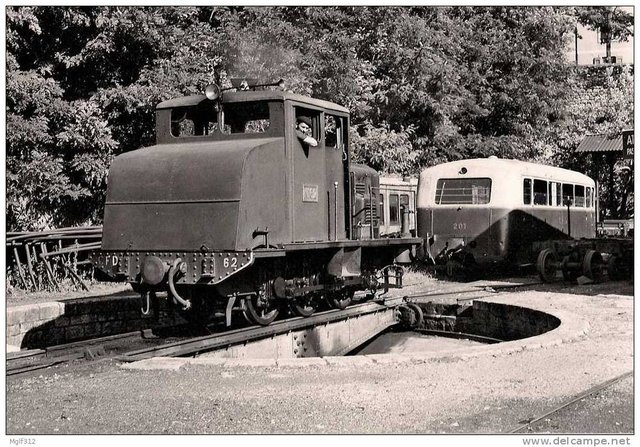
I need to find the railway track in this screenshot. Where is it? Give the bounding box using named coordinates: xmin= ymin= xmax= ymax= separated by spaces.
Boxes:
xmin=118 ymin=299 xmax=402 ymax=361
xmin=509 ymin=371 xmax=633 ymax=433
xmin=6 ymin=298 xmax=403 ymax=375
xmin=115 ymin=278 xmax=548 ymax=361
xmin=403 ymin=279 xmax=544 ymax=303
xmin=6 ymin=331 xmax=153 ymax=377
xmin=5 ymin=276 xmax=583 ymax=375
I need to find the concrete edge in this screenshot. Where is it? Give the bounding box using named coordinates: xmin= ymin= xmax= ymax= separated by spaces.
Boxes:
xmin=119 ymin=301 xmax=591 ymax=371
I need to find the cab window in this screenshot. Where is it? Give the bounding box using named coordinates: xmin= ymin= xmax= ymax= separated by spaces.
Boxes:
xmin=224 ymin=101 xmax=270 ymax=134
xmin=170 ymin=101 xmax=272 ymax=137
xmin=325 ymin=115 xmax=345 ymax=151
xmin=295 ymin=107 xmax=320 ymax=141
xmin=436 ymin=178 xmax=491 ymax=204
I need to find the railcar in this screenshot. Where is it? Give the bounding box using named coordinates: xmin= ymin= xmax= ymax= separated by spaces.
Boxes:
xmin=416 ymin=157 xmax=597 ymax=274
xmin=378 ymin=176 xmax=418 ymax=237
xmin=91 ymin=79 xmax=421 ymax=326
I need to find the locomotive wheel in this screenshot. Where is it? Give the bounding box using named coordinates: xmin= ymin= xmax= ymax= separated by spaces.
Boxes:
xmin=536 ymin=249 xmax=556 ymax=283
xmin=326 ymin=289 xmax=354 ymax=310
xmin=582 ymin=250 xmax=603 ymax=282
xmin=292 ymin=293 xmax=318 ymax=317
xmin=243 ymin=294 xmax=280 ymax=326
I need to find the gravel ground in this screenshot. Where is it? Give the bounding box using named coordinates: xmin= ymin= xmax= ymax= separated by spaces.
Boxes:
xmin=6 ymin=278 xmax=633 ymax=435
xmin=6 ymin=282 xmax=132 ymax=307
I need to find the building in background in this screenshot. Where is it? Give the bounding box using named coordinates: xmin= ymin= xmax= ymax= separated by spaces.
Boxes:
xmin=566 ymin=6 xmax=634 ymax=66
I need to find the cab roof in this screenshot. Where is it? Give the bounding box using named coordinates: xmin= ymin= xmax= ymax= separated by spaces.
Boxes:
xmin=156 ymin=90 xmax=349 ymax=114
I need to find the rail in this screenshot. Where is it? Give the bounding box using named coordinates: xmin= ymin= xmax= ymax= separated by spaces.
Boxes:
xmin=118 ymin=299 xmax=403 ymax=362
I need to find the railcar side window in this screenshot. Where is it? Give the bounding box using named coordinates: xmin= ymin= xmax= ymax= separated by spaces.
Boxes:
xmin=554 ymin=182 xmax=562 ymax=207
xmin=574 ymin=185 xmax=585 ymax=207
xmin=533 ymin=179 xmax=548 ymax=205
xmin=586 ymin=187 xmax=592 ymax=207
xmin=562 ymin=183 xmax=574 ymax=205
xmin=379 ymin=194 xmax=385 ymax=225
xmin=389 ymin=194 xmax=400 ymax=225
xmin=435 ymin=178 xmax=491 ymax=204
xmin=523 ymin=179 xmax=532 ymax=205
xmin=400 ymin=194 xmax=410 ymax=209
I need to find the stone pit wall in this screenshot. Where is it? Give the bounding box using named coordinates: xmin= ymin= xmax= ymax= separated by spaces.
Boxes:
xmin=6 ymin=296 xmax=179 ymax=350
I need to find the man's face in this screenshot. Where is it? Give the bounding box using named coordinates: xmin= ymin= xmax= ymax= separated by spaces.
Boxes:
xmin=297 ymin=121 xmax=311 ymax=135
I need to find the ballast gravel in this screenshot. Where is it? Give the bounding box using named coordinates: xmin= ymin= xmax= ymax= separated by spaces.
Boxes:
xmin=6 ymin=279 xmax=633 ymax=434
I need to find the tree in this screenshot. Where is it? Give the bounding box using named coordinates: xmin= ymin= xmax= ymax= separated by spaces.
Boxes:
xmin=8 ymin=6 xmax=623 ymax=229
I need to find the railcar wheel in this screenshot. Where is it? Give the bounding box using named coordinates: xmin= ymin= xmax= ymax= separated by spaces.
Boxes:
xmin=561 ymin=257 xmax=579 ymax=282
xmin=327 ymin=288 xmax=354 ymax=310
xmin=406 ymin=303 xmax=424 ymax=328
xmin=561 ymin=266 xmax=578 ymax=282
xmin=445 ymin=260 xmax=462 ymax=278
xmin=536 ymin=249 xmax=556 ymax=282
xmin=292 ymin=293 xmax=318 ymax=317
xmin=243 ymin=293 xmax=280 ymax=326
xmin=607 ymin=255 xmax=622 ymax=281
xmin=582 ymin=250 xmax=603 ymax=282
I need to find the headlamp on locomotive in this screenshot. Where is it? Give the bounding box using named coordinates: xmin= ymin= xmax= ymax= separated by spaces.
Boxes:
xmin=92 ymin=79 xmax=421 ymax=327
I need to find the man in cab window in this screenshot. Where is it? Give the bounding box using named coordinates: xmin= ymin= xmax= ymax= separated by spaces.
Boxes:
xmin=295 ymin=116 xmax=318 ymax=147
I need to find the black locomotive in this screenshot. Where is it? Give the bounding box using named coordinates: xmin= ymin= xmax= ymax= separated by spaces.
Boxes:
xmin=91 ymin=79 xmax=421 ymax=326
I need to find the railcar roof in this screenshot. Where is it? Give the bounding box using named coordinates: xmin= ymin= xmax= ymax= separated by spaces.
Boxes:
xmin=422 ymin=158 xmax=594 ymax=184
xmin=380 ymin=176 xmax=419 ymax=186
xmin=156 ymin=90 xmax=349 ymax=114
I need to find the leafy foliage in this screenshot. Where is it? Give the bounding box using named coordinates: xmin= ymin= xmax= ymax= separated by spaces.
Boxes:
xmin=6 ymin=6 xmax=634 ymax=230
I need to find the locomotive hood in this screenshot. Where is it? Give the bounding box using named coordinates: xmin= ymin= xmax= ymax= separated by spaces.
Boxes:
xmin=101 ymin=138 xmax=282 ymax=251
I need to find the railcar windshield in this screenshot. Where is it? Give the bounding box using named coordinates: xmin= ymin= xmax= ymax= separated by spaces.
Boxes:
xmin=170 ymin=101 xmax=271 ymax=137
xmin=435 ymin=178 xmax=491 ymax=204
